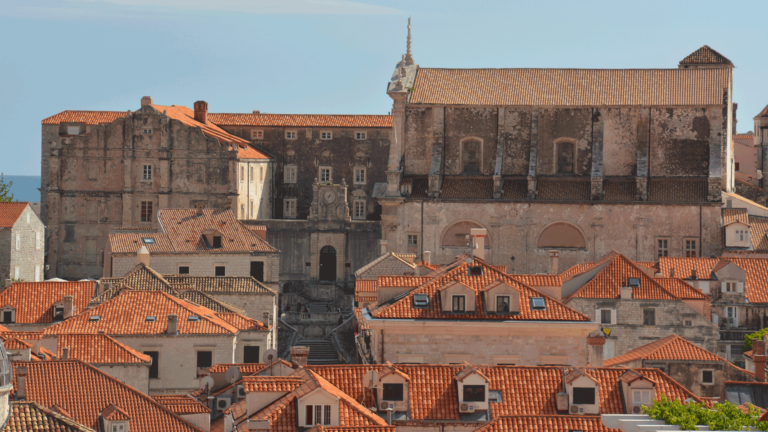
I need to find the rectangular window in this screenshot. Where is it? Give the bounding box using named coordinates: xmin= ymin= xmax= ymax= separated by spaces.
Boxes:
xmin=685 ymin=239 xmax=697 ymax=257
xmin=260 ymin=167 xmax=264 ymax=181
xmin=285 ymin=131 xmax=297 ymax=140
xmin=600 ymin=309 xmax=612 ymax=325
xmin=452 ymin=295 xmax=465 ymax=313
xmin=684 ymin=319 xmax=692 ymax=327
xmin=730 ymin=345 xmax=742 ymax=358
xmin=250 ymin=201 xmax=254 ymax=218
xmin=305 ymin=405 xmax=313 ymax=426
xmin=35 ymin=232 xmax=40 ymax=250
xmin=251 ymin=130 xmax=263 ymax=140
xmin=178 ymin=266 xmax=189 ymax=274
xmin=726 ymin=306 xmax=737 ymax=325
xmin=736 ymin=162 xmax=740 ymax=171
xmin=2 ymin=312 xmax=12 ymax=324
xmin=142 ymin=164 xmax=152 ymax=181
xmin=702 ymin=370 xmax=714 ymax=384
xmin=15 ymin=234 xmax=20 ymax=250
xmin=725 ymin=282 xmax=738 ymax=293
xmin=572 ymin=387 xmax=596 ymax=405
xmin=320 ymin=131 xmax=332 ymax=140
xmin=212 ymin=236 xmax=222 ymax=248
xmin=463 ymin=385 xmax=485 ymax=402
xmin=355 ymin=132 xmax=366 ymax=140
xmin=142 ymin=128 xmax=152 ymax=134
xmin=354 ymin=168 xmax=366 ymax=184
xmin=383 ymin=383 xmax=404 ymax=401
xmin=284 ymin=199 xmax=297 ymax=219
xmin=496 ymin=295 xmax=510 ymax=313
xmin=240 ymin=166 xmax=245 ymax=182
xmin=408 ymin=234 xmax=418 ymax=246
xmin=14 ymin=268 xmax=19 ymax=279
xmin=323 ymin=405 xmax=331 ymax=426
xmin=632 ymin=390 xmax=652 ymax=406
xmin=284 ymin=166 xmax=297 ymax=183
xmin=244 ymin=346 xmax=260 ymax=363
xmin=66 ymin=126 xmax=80 ymax=135
xmin=353 ymin=201 xmax=365 ymax=220
xmin=250 ymin=166 xmax=254 ymax=182
xmin=140 ymin=201 xmax=153 ymax=223
xmin=657 ymin=239 xmax=668 ymax=258
xmin=196 ymin=351 xmax=213 ymax=371
xmin=145 ymin=351 xmax=159 ymax=378
xmin=319 ymin=167 xmax=331 ymax=183
xmin=643 ymin=308 xmax=656 ymax=326
xmin=215 ymin=266 xmax=226 ymax=277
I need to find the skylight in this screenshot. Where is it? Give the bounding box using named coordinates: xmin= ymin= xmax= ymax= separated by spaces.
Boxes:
xmin=530 ymin=298 xmax=546 ymax=310
xmin=146 ymin=316 xmax=156 ymax=322
xmin=142 ymin=238 xmax=155 ymax=245
xmin=89 ymin=316 xmax=101 ymax=321
xmin=188 ymin=316 xmax=201 ymax=322
xmin=627 ymin=277 xmax=641 ymax=287
xmin=413 ymin=294 xmax=430 ymax=308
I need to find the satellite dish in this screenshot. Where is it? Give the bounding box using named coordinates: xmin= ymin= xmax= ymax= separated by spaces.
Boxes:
xmin=198 ymin=375 xmax=214 ymax=392
xmin=362 ymin=370 xmax=379 ymax=389
xmin=225 ymin=366 xmax=241 ymax=384
xmin=263 ymin=349 xmax=278 ymax=365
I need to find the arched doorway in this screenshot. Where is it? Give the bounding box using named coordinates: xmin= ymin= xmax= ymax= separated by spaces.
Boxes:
xmin=319 ymin=246 xmax=336 ymax=282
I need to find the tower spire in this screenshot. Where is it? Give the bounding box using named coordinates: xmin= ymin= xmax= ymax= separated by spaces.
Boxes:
xmin=405 ymin=17 xmax=413 ymax=65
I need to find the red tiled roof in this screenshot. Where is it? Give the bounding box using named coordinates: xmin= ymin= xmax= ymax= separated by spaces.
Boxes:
xmin=509 ymin=275 xmax=562 ymax=287
xmin=653 ymin=278 xmax=709 ymax=300
xmin=679 ymin=45 xmax=733 ymax=65
xmin=93 ymin=264 xmax=176 ymax=303
xmin=749 ymin=216 xmax=768 ymax=251
xmin=734 ymin=132 xmax=755 ymax=140
xmin=0 ymin=282 xmax=95 ymax=323
xmin=4 ymin=338 xmax=32 ymax=350
xmin=724 ymin=208 xmax=749 ymax=225
xmin=409 ymin=68 xmax=731 ymax=106
xmin=658 ymin=257 xmax=719 ymax=279
xmin=214 ymin=313 xmax=269 ymax=331
xmin=8 ymin=401 xmax=95 ymax=432
xmin=242 ymin=376 xmax=304 ymax=393
xmin=152 ymin=104 xmax=249 ymax=147
xmin=178 ymin=290 xmax=246 ymax=314
xmin=440 ymin=177 xmax=494 ymax=199
xmin=356 ymin=280 xmax=376 ymax=293
xmin=44 ymin=291 xmax=245 ymax=336
xmin=101 ymin=405 xmax=129 ymax=421
xmin=604 ymin=335 xmax=722 ymax=366
xmin=208 ymin=113 xmax=392 ymax=128
xmin=207 ymin=363 xmax=266 ymax=374
xmin=723 ymin=258 xmax=768 ymax=304
xmin=163 ymin=209 xmax=278 ymax=253
xmin=475 ymin=415 xmax=618 ymax=432
xmin=371 ymin=257 xmax=590 ymax=321
xmin=56 ymin=334 xmax=152 ymax=364
xmin=151 ymin=396 xmax=210 ymax=415
xmin=648 ymin=178 xmax=709 ymax=202
xmin=41 ymin=111 xmax=127 ymax=125
xmin=565 ymin=253 xmax=679 ymax=300
xmin=107 ymin=234 xmax=175 ymax=254
xmin=0 ymin=202 xmax=30 ymax=228
xmin=559 ymin=262 xmax=596 ymax=279
xmin=537 ymin=178 xmax=591 ymax=201
xmin=377 ymin=276 xmax=430 ymax=288
xmin=15 ymin=360 xmax=202 ymax=432
xmin=163 ymin=275 xmax=274 ymax=294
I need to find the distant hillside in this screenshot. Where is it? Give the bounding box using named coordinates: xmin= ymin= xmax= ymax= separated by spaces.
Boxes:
xmin=2 ymin=176 xmax=40 ymax=203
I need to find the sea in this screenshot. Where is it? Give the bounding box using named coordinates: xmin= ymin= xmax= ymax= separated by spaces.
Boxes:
xmin=2 ymin=176 xmax=41 ymax=203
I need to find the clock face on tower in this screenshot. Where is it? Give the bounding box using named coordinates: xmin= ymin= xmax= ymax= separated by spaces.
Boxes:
xmin=323 ymin=190 xmax=337 ymax=203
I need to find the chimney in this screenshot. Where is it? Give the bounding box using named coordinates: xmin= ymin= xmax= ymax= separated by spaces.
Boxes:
xmin=423 ymin=251 xmax=431 ymax=265
xmin=4 ymin=279 xmax=11 ymax=289
xmin=754 ymin=338 xmax=766 ymax=382
xmin=167 ymin=314 xmax=178 ymax=335
xmin=587 ymin=330 xmax=606 ymax=367
xmin=620 ymin=286 xmax=633 ymax=300
xmin=548 ymin=250 xmax=560 ymax=275
xmin=691 ymin=265 xmax=698 ymax=280
xmin=63 ymin=295 xmax=74 ymax=319
xmin=253 ymin=110 xmax=260 ymax=114
xmin=141 ymin=96 xmax=153 ymax=107
xmin=196 ymin=202 xmax=204 ymax=216
xmin=263 ymin=311 xmax=271 ymax=326
xmin=15 ymin=366 xmax=28 ymax=400
xmin=290 ymin=346 xmax=309 ymax=367
xmin=470 ymin=228 xmax=487 ymax=261
xmin=379 ymin=240 xmax=388 ymax=256
xmin=194 ymin=101 xmax=208 ymax=124
xmin=62 ymin=347 xmax=69 ymax=360
xmin=136 ymin=245 xmax=150 ymax=267
xmin=670 ymin=268 xmax=675 ymax=278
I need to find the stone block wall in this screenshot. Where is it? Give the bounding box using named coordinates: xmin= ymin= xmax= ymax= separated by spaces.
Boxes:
xmin=7 ymin=206 xmax=45 ymax=282
xmin=357 ymin=256 xmax=415 ymax=280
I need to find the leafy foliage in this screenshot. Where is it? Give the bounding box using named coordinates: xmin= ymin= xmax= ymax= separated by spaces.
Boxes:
xmin=0 ymin=174 xmax=14 ymax=203
xmin=743 ymin=328 xmax=768 ymax=352
xmin=643 ymin=394 xmax=768 ymax=431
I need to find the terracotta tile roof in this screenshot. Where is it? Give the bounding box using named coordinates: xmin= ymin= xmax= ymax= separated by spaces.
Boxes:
xmin=307 ymin=427 xmax=395 ymax=432
xmin=440 ymin=177 xmax=494 ymax=199
xmin=409 ymin=67 xmax=731 ymax=106
xmin=653 ymin=278 xmax=709 ymax=300
xmin=214 ymin=313 xmax=269 ymax=331
xmin=749 ymin=216 xmax=768 ymax=251
xmin=355 ymin=280 xmax=376 ymax=293
xmin=100 ymin=405 xmax=129 ymax=421
xmin=4 ymin=338 xmax=32 ymax=349
xmin=402 ymin=177 xmax=429 ymax=198
xmin=559 ymin=262 xmax=596 ymax=279
xmin=721 ymin=258 xmax=768 ymax=303
xmin=0 ymin=282 xmax=95 ymax=323
xmin=178 ymin=290 xmax=246 ymax=314
xmin=474 ymin=415 xmax=617 ymax=432
xmin=7 ymin=401 xmax=95 ymax=432
xmin=93 ymin=264 xmax=175 ymax=303
xmin=0 ymin=202 xmax=30 ymax=228
xmin=501 ymin=179 xmax=528 ymax=200
xmin=565 ymin=253 xmax=680 ymax=300
xmin=207 ymin=363 xmax=266 ymax=374
xmin=604 ymin=335 xmax=722 ymax=366
xmin=242 ymin=376 xmax=304 ymax=392
xmin=16 ymin=360 xmax=202 ymax=432
xmin=307 ymin=365 xmax=699 ymax=419
xmin=648 ymin=178 xmax=708 ymax=202
xmin=377 ymin=276 xmax=430 ymax=288
xmin=636 ymin=262 xmax=659 ymax=271
xmin=724 ymin=208 xmax=750 ymax=225
xmin=44 ymin=291 xmax=245 ymax=336
xmin=418 ymin=261 xmax=441 ymax=271
xmin=604 ymin=179 xmax=636 ymax=201
xmin=151 ymin=396 xmax=210 ymax=415
xmin=536 ymin=178 xmax=591 ymax=201
xmin=151 ymin=104 xmax=249 ymax=147
xmin=371 ymin=258 xmax=590 ymax=321
xmin=0 ymin=331 xmax=42 ymax=341
xmin=736 ymin=178 xmax=766 ymax=194
xmin=734 ymin=132 xmax=755 ymax=140
xmin=509 ymin=274 xmax=562 ymax=287
xmin=207 ymin=113 xmax=392 ymax=128
xmin=658 ymin=257 xmax=719 ymax=279
xmin=56 ymin=334 xmax=152 ymax=364
xmin=107 ymin=233 xmax=175 ymax=254
xmin=163 ymin=275 xmax=274 ymax=294
xmin=679 ymin=45 xmax=733 ymax=65
xmin=41 ymin=111 xmax=127 ymax=125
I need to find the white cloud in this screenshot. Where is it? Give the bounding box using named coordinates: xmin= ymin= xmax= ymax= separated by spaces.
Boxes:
xmin=68 ymin=0 xmax=400 ymax=14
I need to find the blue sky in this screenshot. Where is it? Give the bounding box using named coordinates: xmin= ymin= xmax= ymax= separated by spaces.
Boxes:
xmin=1 ymin=0 xmax=766 ymax=176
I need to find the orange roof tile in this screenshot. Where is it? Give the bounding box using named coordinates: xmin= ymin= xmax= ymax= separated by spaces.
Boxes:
xmin=409 ymin=68 xmax=731 ymax=106
xmin=93 ymin=264 xmax=176 ymax=303
xmin=101 ymin=405 xmax=130 ymax=421
xmin=356 ymin=280 xmax=376 ymax=293
xmin=0 ymin=282 xmax=95 ymax=323
xmin=371 ymin=258 xmax=590 ymax=321
xmin=56 ymin=334 xmax=152 ymax=364
xmin=151 ymin=396 xmax=210 ymax=415
xmin=178 ymin=290 xmax=246 ymax=314
xmin=44 ymin=291 xmax=249 ymax=336
xmin=208 ymin=113 xmax=392 ymax=128
xmin=724 ymin=208 xmax=750 ymax=225
xmin=475 ymin=415 xmax=618 ymax=432
xmin=151 ymin=104 xmax=248 ymax=146
xmin=734 ymin=132 xmax=755 ymax=140
xmin=604 ymin=335 xmax=723 ymax=366
xmin=722 ymin=258 xmax=768 ymax=303
xmin=207 ymin=363 xmax=266 ymax=374
xmin=41 ymin=110 xmax=127 ymax=125
xmin=163 ymin=275 xmax=274 ymax=294
xmin=377 ymin=276 xmax=430 ymax=288
xmin=242 ymin=376 xmax=304 ymax=393
xmin=15 ymin=360 xmax=202 ymax=432
xmin=509 ymin=274 xmax=562 ymax=287
xmin=440 ymin=177 xmax=494 ymax=199
xmin=658 ymin=257 xmax=719 ymax=279
xmin=559 ymin=262 xmax=596 ymax=279
xmin=0 ymin=203 xmax=30 ymax=228
xmin=7 ymin=401 xmax=95 ymax=432
xmin=679 ymin=45 xmax=733 ymax=65
xmin=749 ymin=216 xmax=768 ymax=251
xmin=308 ymin=427 xmax=395 ymax=432
xmin=653 ymin=278 xmax=709 ymax=300
xmin=214 ymin=313 xmax=269 ymax=331
xmin=3 ymin=338 xmax=32 ymax=350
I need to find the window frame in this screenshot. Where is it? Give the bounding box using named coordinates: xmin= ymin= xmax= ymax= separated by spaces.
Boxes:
xmin=600 ymin=309 xmax=612 ymax=325
xmin=284 ymin=165 xmax=297 ymax=183
xmin=140 ymin=201 xmax=153 ymax=223
xmin=407 ymin=234 xmax=418 ymax=246
xmin=145 ymin=351 xmax=160 ymax=379
xmin=353 ymin=200 xmax=366 ymax=220
xmin=66 ymin=125 xmax=80 ymax=135
xmin=319 ymin=166 xmax=332 ymax=183
xmin=632 ymin=389 xmax=652 ymax=406
xmin=284 ymin=198 xmax=297 ymax=219
xmin=142 ymin=164 xmax=153 ymax=181
xmin=462 ymin=385 xmax=486 ymax=402
xmin=684 ymin=239 xmax=698 ymax=257
xmin=285 ymin=130 xmax=297 ymax=140
xmin=214 ymin=266 xmax=226 ymax=277
xmin=178 ymin=266 xmax=190 ymax=275
xmin=354 ymin=167 xmax=366 ymax=184
xmin=643 ymin=308 xmax=656 ymax=326
xmin=15 ymin=234 xmax=20 ymax=251
xmin=196 ymin=350 xmax=213 ymax=375
xmin=383 ymin=383 xmax=404 ymax=401
xmin=355 ymin=131 xmax=367 ymax=140
xmin=701 ymin=369 xmax=714 ymax=385
xmin=496 ymin=295 xmax=511 ymax=313
xmin=251 ymin=129 xmax=264 ymax=140
xmin=451 ymin=294 xmax=466 ymax=313
xmin=657 ymin=238 xmax=669 ymax=258
xmin=320 ymin=131 xmax=333 ymax=140
xmin=572 ymin=387 xmax=596 ymax=405
xmin=35 ymin=232 xmax=41 ymax=250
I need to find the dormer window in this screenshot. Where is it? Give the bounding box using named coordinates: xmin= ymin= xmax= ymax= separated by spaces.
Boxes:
xmin=439 ymin=282 xmax=475 ymax=313
xmin=463 ymin=385 xmax=485 ymax=402
xmin=627 ymin=278 xmax=640 ymax=287
xmin=90 ymin=316 xmax=101 ymax=321
xmin=565 ymin=368 xmax=600 ymax=415
xmin=53 ymin=307 xmax=65 ymax=322
xmin=483 ymin=281 xmax=521 ymax=315
xmin=383 ymin=383 xmax=403 ymax=401
xmin=1 ymin=307 xmax=15 ymax=324
xmin=305 ymin=405 xmax=331 ymax=426
xmin=496 ymin=296 xmax=510 ymax=312
xmin=468 ymin=266 xmax=483 ymax=276
xmin=573 ymin=387 xmax=596 ymax=404
xmin=452 ymin=295 xmax=466 ymax=313
xmin=212 ymin=236 xmax=222 ymax=248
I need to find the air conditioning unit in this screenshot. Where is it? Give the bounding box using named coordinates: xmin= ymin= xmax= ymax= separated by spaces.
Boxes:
xmin=459 ymin=403 xmax=475 ymax=413
xmin=236 ymin=385 xmax=246 ymax=399
xmin=217 ymin=397 xmax=232 ymax=411
xmin=632 ymin=405 xmax=643 ymax=414
xmin=569 ymin=405 xmax=579 ymax=414
xmin=379 ymin=401 xmax=393 ymax=411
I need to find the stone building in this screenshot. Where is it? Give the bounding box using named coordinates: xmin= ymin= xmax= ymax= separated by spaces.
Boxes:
xmin=41 ymin=98 xmax=273 ymax=279
xmin=104 ymin=207 xmax=280 ymax=291
xmin=603 ymin=335 xmax=754 ymax=398
xmin=0 ymin=203 xmax=45 ymax=283
xmin=0 ymin=281 xmax=95 ymax=331
xmin=376 ymin=40 xmax=735 ymax=273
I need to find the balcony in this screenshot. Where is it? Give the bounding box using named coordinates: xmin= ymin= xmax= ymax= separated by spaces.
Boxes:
xmin=719 ymin=329 xmax=753 ymax=342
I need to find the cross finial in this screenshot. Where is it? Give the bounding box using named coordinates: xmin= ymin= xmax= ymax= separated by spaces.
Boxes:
xmin=405 ymin=17 xmax=413 ymax=65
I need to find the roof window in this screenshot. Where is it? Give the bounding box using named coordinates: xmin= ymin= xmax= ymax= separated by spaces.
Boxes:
xmin=530 ymin=298 xmax=546 ymax=310
xmin=146 ymin=316 xmax=156 ymax=322
xmin=212 ymin=236 xmax=222 ymax=248
xmin=188 ymin=316 xmax=201 ymax=322
xmin=90 ymin=316 xmax=101 ymax=321
xmin=142 ymin=237 xmax=155 ymax=245
xmin=468 ymin=266 xmax=483 ymax=276
xmin=413 ymin=294 xmax=430 ymax=308
xmin=627 ymin=277 xmax=641 ymax=287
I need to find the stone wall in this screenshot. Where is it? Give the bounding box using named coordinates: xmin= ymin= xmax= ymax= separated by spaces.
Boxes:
xmin=357 ymin=256 xmax=415 ymax=280
xmin=97 ymin=364 xmax=150 ymax=394
xmin=662 ymin=360 xmax=753 ymax=398
xmin=3 ymin=206 xmax=45 ymax=282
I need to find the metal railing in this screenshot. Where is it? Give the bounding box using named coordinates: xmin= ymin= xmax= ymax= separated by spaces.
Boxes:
xmin=719 ymin=329 xmax=754 ymax=342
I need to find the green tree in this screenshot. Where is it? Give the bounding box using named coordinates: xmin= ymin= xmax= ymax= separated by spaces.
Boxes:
xmin=743 ymin=328 xmax=768 ymax=352
xmin=0 ymin=174 xmax=15 ymax=203
xmin=644 ymin=394 xmax=768 ymax=431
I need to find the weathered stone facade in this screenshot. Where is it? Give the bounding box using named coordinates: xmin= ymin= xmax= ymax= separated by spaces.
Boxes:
xmin=0 ymin=204 xmax=45 ymax=283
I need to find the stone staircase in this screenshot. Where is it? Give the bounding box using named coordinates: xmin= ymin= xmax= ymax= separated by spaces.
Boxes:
xmin=297 ymin=339 xmax=339 ymax=365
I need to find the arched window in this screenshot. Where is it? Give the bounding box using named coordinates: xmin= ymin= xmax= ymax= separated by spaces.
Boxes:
xmin=441 ymin=221 xmax=491 ymax=247
xmin=461 ymin=139 xmax=482 ymax=174
xmin=537 ymin=223 xmax=586 ymax=249
xmin=556 ymin=141 xmax=575 ymax=174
